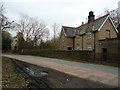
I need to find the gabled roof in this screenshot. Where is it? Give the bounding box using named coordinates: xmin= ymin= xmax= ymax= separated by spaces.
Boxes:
xmin=77 ymin=14 xmax=109 ymax=34
xmin=62 ymin=13 xmax=117 ymax=37
xmin=62 ymin=26 xmax=77 ymax=37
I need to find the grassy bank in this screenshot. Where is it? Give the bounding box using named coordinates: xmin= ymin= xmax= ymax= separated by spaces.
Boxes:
xmin=2 ymin=57 xmax=29 ymax=88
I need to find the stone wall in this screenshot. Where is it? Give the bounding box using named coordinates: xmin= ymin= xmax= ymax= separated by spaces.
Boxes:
xmin=98 ymin=39 xmax=119 ymax=54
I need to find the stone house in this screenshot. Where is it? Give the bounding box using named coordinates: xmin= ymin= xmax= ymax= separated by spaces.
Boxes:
xmin=59 ymin=11 xmax=118 ymax=53
xmin=11 ymin=38 xmax=18 ymax=52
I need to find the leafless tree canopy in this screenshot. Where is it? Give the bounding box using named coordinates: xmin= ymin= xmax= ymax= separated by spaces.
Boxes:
xmin=52 ymin=23 xmax=61 ymax=40
xmin=104 ymin=8 xmax=120 ymax=27
xmin=0 ymin=3 xmax=15 ymax=31
xmin=16 ymin=15 xmax=50 ymax=46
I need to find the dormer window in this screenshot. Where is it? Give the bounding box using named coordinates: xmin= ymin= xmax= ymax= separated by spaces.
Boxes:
xmin=76 ymin=29 xmax=80 ymax=35
xmin=87 ymin=31 xmax=92 ymax=39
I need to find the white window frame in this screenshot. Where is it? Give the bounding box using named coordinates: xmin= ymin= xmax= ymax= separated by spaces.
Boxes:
xmin=87 ymin=44 xmax=92 ymax=50
xmin=87 ymin=31 xmax=92 ymax=39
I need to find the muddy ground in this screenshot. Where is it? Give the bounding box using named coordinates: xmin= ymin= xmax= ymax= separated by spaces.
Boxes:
xmin=2 ymin=57 xmax=116 ymax=89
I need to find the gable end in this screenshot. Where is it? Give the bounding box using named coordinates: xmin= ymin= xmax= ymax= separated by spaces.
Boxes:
xmin=98 ymin=16 xmax=118 ymax=33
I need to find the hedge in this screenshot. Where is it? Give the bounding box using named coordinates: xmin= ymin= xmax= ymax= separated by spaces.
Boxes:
xmin=20 ymin=50 xmax=92 ymax=61
xmin=19 ymin=49 xmax=119 ymax=67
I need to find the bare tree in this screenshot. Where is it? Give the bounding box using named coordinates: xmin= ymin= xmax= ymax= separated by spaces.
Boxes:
xmin=0 ymin=3 xmax=15 ymax=31
xmin=16 ymin=15 xmax=50 ymax=46
xmin=103 ymin=8 xmax=120 ymax=27
xmin=52 ymin=23 xmax=61 ymax=42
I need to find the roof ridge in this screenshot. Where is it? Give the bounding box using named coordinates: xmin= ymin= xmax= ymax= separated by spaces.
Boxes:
xmin=94 ymin=13 xmax=109 ymax=21
xmin=77 ymin=13 xmax=109 ymax=28
xmin=63 ymin=26 xmax=77 ymax=29
xmin=77 ymin=23 xmax=88 ymax=28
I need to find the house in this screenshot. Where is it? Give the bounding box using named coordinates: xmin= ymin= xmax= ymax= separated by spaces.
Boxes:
xmin=11 ymin=38 xmax=18 ymax=52
xmin=60 ymin=11 xmax=118 ymax=53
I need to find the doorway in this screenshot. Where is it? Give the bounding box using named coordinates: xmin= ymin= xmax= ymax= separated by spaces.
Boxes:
xmin=102 ymin=48 xmax=107 ymax=61
xmin=102 ymin=48 xmax=107 ymax=53
xmin=68 ymin=47 xmax=72 ymax=50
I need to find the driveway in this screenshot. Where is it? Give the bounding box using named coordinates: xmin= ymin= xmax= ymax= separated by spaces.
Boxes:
xmin=2 ymin=54 xmax=119 ymax=87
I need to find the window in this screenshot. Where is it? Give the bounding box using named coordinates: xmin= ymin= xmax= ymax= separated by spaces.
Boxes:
xmin=87 ymin=32 xmax=92 ymax=39
xmin=87 ymin=44 xmax=92 ymax=50
xmin=106 ymin=30 xmax=110 ymax=38
xmin=76 ymin=43 xmax=80 ymax=50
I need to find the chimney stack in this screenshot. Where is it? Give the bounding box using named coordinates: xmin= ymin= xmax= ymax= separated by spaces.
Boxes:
xmin=82 ymin=22 xmax=84 ymax=25
xmin=88 ymin=11 xmax=95 ymax=23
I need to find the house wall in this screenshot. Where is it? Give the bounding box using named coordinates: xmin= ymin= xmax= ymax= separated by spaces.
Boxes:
xmin=98 ymin=19 xmax=117 ymax=40
xmin=96 ymin=18 xmax=118 ymax=53
xmin=94 ymin=32 xmax=100 ymax=53
xmin=98 ymin=39 xmax=119 ymax=54
xmin=59 ymin=30 xmax=74 ymax=50
xmin=74 ymin=36 xmax=81 ymax=50
xmin=78 ymin=18 xmax=118 ymax=53
xmin=65 ymin=37 xmax=74 ymax=50
xmin=79 ymin=29 xmax=96 ymax=51
xmin=79 ymin=35 xmax=83 ymax=50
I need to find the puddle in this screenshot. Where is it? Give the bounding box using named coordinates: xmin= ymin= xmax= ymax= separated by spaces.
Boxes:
xmin=25 ymin=67 xmax=48 ymax=77
xmin=40 ymin=71 xmax=48 ymax=76
xmin=26 ymin=67 xmax=35 ymax=75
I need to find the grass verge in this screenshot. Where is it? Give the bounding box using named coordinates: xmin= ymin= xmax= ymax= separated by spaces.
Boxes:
xmin=2 ymin=57 xmax=29 ymax=88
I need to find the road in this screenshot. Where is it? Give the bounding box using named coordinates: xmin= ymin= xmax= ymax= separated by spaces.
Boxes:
xmin=2 ymin=54 xmax=119 ymax=87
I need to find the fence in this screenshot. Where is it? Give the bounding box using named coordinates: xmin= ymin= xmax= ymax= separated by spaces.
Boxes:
xmin=88 ymin=53 xmax=119 ymax=66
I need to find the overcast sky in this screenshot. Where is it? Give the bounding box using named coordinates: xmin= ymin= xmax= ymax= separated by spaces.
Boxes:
xmin=2 ymin=0 xmax=120 ymax=28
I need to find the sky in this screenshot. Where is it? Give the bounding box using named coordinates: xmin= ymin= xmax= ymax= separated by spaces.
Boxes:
xmin=118 ymin=1 xmax=120 ymax=15
xmin=1 ymin=0 xmax=120 ymax=37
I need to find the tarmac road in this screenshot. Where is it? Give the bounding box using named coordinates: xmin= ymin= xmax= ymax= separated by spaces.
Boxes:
xmin=2 ymin=54 xmax=119 ymax=87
